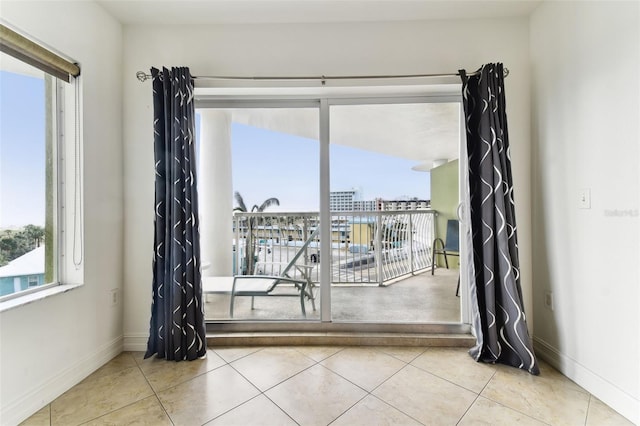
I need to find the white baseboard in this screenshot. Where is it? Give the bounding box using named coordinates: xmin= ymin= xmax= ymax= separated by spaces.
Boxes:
xmin=2 ymin=336 xmax=123 ymax=426
xmin=533 ymin=337 xmax=639 ymax=425
xmin=123 ymin=332 xmax=149 ymax=352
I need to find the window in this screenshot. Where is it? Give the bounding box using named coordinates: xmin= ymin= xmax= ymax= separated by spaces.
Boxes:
xmin=27 ymin=276 xmax=39 ymax=287
xmin=0 ymin=24 xmax=82 ymax=303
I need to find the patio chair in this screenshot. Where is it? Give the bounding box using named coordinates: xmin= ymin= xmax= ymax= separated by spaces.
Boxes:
xmin=230 ymin=227 xmax=319 ymax=317
xmin=431 ymin=219 xmax=460 ymax=296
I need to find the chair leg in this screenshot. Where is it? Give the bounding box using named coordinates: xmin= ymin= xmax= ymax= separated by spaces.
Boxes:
xmin=300 ymin=291 xmax=306 ymax=317
xmin=431 ymin=239 xmax=437 ymax=275
xmin=456 ymin=275 xmax=460 ymax=297
xmin=251 ymin=296 xmax=255 ymax=310
xmin=308 ymin=284 xmax=316 ymax=311
xmin=432 ymin=238 xmax=446 ymax=274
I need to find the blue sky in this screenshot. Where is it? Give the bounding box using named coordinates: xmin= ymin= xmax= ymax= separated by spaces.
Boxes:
xmin=227 ymin=122 xmax=430 ymax=212
xmin=0 ymin=71 xmax=46 ymax=228
xmin=0 ymin=73 xmax=430 ymax=228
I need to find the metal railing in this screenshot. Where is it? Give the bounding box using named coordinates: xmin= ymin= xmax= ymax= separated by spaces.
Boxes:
xmin=232 ymin=210 xmax=436 ymax=285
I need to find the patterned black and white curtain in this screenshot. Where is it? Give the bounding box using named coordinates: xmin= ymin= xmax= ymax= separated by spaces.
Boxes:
xmin=145 ymin=67 xmax=206 ymax=361
xmin=460 ymin=63 xmax=539 ymax=374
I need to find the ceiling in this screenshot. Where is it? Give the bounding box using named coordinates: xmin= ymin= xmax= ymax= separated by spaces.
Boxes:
xmin=96 ymin=0 xmax=541 ymax=25
xmin=97 ymin=0 xmax=540 ymax=169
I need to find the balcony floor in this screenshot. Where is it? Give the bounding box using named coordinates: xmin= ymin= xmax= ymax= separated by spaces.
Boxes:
xmin=204 ymin=267 xmax=461 ymax=323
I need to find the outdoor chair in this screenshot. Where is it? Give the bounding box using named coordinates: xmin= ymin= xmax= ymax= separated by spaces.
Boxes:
xmin=229 ymin=227 xmax=319 ymax=317
xmin=431 ymin=219 xmax=461 ymax=296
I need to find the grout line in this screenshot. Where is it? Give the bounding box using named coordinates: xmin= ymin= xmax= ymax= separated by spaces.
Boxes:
xmin=407 ymin=359 xmax=486 ymax=395
xmin=61 ymin=354 xmax=152 ymax=425
xmin=455 ymin=393 xmax=481 ymax=425
xmin=326 ymin=392 xmax=370 ymax=426
xmin=477 ymin=369 xmax=497 ymax=395
xmin=367 ymin=394 xmax=427 ymax=426
xmin=222 ymin=347 xmax=325 ymax=425
xmin=478 ymin=393 xmax=553 ymax=426
xmin=261 ymin=391 xmax=302 ymax=426
xmin=135 ymin=357 xmax=175 ymax=426
xmin=363 ymin=362 xmax=429 ymax=424
xmin=584 ymin=394 xmax=592 ymax=426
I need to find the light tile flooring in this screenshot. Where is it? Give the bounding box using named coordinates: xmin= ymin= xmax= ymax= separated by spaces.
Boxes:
xmin=22 ymin=346 xmax=632 ymax=426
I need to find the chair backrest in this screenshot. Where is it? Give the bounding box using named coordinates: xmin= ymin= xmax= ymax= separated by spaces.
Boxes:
xmin=444 ymin=219 xmax=459 ymax=252
xmin=277 ymin=227 xmax=321 ymax=277
xmin=255 ymin=227 xmax=320 ymax=277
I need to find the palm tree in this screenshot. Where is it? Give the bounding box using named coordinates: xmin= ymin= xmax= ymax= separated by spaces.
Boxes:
xmin=23 ymin=224 xmax=45 ymax=248
xmin=234 ymin=192 xmax=280 ymax=274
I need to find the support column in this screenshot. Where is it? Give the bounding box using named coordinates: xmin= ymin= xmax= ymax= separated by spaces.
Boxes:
xmin=199 ymin=110 xmax=233 ymax=277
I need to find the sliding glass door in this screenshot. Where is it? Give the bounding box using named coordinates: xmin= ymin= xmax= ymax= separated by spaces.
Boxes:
xmin=328 ymin=101 xmax=461 ymax=322
xmin=196 ymin=91 xmax=466 ymax=325
xmin=197 ymin=105 xmax=321 ymax=321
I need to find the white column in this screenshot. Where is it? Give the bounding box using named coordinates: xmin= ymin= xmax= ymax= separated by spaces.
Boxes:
xmin=199 ymin=110 xmax=233 ymax=277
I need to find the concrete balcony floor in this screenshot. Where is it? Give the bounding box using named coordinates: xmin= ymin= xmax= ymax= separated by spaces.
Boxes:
xmin=204 ymin=267 xmax=461 ymax=323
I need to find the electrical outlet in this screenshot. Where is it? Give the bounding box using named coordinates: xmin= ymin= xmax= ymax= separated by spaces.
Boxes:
xmin=578 ymin=189 xmax=591 ymax=209
xmin=110 ymin=289 xmax=118 ymax=306
xmin=544 ymin=291 xmax=554 ymax=311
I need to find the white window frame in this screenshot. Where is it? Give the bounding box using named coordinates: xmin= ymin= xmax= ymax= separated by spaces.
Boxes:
xmin=0 ymin=41 xmax=84 ymax=310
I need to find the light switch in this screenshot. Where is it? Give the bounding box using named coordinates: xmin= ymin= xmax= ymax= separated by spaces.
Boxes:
xmin=578 ymin=189 xmax=591 ymax=209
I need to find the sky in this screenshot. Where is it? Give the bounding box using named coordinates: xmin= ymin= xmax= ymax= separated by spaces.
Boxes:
xmin=0 ymin=70 xmax=46 ymax=228
xmin=0 ymin=72 xmax=430 ymax=228
xmin=226 ymin=122 xmax=430 ymax=212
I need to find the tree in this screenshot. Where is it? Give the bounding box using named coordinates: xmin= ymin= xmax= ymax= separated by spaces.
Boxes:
xmin=0 ymin=235 xmax=18 ymax=262
xmin=0 ymin=225 xmax=46 ymax=265
xmin=0 ymin=229 xmax=28 ymax=263
xmin=233 ymin=192 xmax=280 ymax=275
xmin=23 ymin=224 xmax=45 ymax=248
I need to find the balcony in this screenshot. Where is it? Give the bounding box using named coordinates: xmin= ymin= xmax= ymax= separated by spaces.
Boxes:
xmin=204 ymin=210 xmax=461 ymax=323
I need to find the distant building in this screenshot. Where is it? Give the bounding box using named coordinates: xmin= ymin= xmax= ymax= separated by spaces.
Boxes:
xmin=0 ymin=246 xmax=45 ymax=297
xmin=330 ymin=189 xmax=430 ymax=212
xmin=353 ymin=200 xmax=378 ymax=211
xmin=378 ymin=199 xmax=431 ymax=211
xmin=330 ymin=189 xmax=359 ymax=212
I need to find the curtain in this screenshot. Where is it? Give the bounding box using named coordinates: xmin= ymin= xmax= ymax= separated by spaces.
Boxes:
xmin=145 ymin=67 xmax=206 ymax=361
xmin=460 ymin=63 xmax=539 ymax=374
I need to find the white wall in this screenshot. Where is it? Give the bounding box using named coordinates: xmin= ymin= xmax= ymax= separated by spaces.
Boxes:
xmin=530 ymin=2 xmax=639 ymax=423
xmin=122 ymin=19 xmax=533 ymax=345
xmin=0 ymin=2 xmax=123 ymax=424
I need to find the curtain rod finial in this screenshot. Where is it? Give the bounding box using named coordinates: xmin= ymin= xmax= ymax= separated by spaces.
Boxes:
xmin=136 ymin=71 xmax=150 ymax=82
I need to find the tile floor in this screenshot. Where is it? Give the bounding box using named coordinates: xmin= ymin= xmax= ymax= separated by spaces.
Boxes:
xmin=21 ymin=346 xmax=632 ymax=426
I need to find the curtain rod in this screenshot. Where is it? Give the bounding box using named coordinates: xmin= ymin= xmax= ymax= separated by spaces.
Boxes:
xmin=135 ymin=68 xmax=509 ymax=84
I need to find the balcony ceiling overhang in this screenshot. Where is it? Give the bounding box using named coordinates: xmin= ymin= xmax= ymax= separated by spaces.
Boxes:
xmin=197 ymin=84 xmax=461 ymax=167
xmin=228 ymin=102 xmax=460 ymax=166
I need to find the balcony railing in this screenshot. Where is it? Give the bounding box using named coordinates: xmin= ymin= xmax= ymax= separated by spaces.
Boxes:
xmin=232 ymin=210 xmax=436 ymax=286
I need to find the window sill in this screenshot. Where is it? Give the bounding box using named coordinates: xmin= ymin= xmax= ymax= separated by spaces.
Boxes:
xmin=0 ymin=284 xmax=83 ymax=314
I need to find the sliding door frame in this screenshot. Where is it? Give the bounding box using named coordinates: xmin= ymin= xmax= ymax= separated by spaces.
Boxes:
xmin=197 ymin=88 xmax=469 ymax=334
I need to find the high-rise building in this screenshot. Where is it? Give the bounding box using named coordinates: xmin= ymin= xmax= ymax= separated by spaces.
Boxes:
xmin=329 ymin=189 xmax=359 ymax=212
